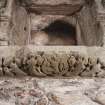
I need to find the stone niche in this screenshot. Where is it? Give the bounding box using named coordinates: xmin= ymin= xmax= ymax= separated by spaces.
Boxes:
xmin=0 ymin=0 xmax=104 ymax=46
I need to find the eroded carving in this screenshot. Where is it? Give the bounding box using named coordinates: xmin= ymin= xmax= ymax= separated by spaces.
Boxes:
xmin=0 ymin=52 xmax=105 ymax=78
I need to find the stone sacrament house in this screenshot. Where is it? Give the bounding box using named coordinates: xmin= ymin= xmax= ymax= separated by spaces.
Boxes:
xmin=0 ymin=0 xmax=105 ymax=77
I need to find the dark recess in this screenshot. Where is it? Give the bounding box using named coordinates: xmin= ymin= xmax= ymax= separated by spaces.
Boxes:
xmin=42 ymin=20 xmax=76 ymax=40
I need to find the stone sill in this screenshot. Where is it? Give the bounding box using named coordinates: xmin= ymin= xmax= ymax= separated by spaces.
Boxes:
xmin=0 ymin=45 xmax=104 ymax=58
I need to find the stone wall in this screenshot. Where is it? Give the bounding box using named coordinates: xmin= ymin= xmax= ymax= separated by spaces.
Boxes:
xmin=0 ymin=0 xmax=14 ymax=45
xmin=1 ymin=0 xmax=104 ymax=46
xmin=95 ymin=0 xmax=105 ymax=47
xmin=76 ymin=0 xmax=103 ymax=46
xmin=1 ymin=0 xmax=105 ymax=77
xmin=10 ymin=3 xmax=30 ymax=45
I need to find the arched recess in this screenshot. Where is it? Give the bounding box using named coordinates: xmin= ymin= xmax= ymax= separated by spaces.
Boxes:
xmin=31 ymin=19 xmax=80 ymax=46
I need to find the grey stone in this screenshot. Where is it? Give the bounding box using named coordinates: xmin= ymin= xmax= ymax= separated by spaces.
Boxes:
xmin=95 ymin=90 xmax=105 ymax=105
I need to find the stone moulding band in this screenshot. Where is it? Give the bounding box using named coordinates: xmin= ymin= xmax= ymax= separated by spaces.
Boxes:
xmin=0 ymin=46 xmax=105 ymax=78
xmin=0 ymin=16 xmax=10 ymax=21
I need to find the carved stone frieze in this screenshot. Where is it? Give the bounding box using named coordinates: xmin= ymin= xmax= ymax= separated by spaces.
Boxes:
xmin=0 ymin=51 xmax=105 ymax=77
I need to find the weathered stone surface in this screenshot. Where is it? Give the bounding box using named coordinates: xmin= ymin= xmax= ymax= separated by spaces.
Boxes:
xmin=0 ymin=78 xmax=105 ymax=105
xmin=0 ymin=0 xmax=105 ymax=105
xmin=26 ymin=4 xmax=83 ymax=15
xmin=95 ymin=90 xmax=105 ymax=105
xmin=30 ymin=16 xmax=78 ymax=45
xmin=0 ymin=46 xmax=104 ymax=77
xmin=0 ymin=0 xmax=104 ymax=46
xmin=0 ymin=0 xmax=14 ymax=45
xmin=0 ymin=1 xmax=105 ymax=105
xmin=10 ymin=5 xmax=30 ymax=45
xmin=76 ymin=0 xmax=103 ymax=46
xmin=20 ymin=0 xmax=84 ymax=5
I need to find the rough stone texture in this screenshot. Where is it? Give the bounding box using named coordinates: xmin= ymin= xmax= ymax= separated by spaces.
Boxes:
xmin=0 ymin=0 xmax=14 ymax=45
xmin=1 ymin=0 xmax=105 ymax=105
xmin=27 ymin=0 xmax=103 ymax=46
xmin=30 ymin=15 xmax=78 ymax=45
xmin=76 ymin=1 xmax=103 ymax=46
xmin=26 ymin=4 xmax=82 ymax=15
xmin=0 ymin=0 xmax=104 ymax=46
xmin=95 ymin=0 xmax=105 ymax=47
xmin=0 ymin=46 xmax=104 ymax=77
xmin=20 ymin=0 xmax=84 ymax=5
xmin=10 ymin=5 xmax=30 ymax=45
xmin=0 ymin=77 xmax=105 ymax=105
xmin=30 ymin=15 xmax=76 ymax=31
